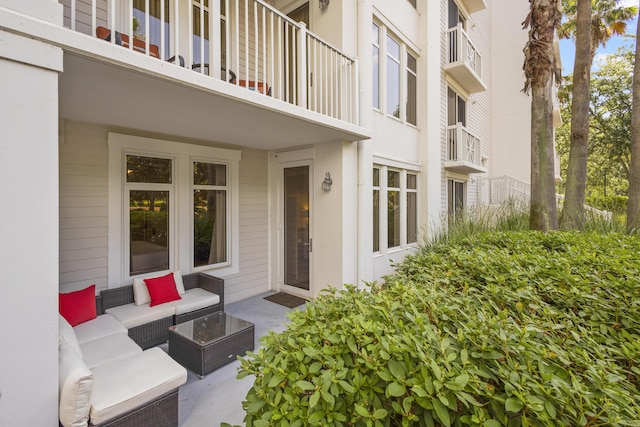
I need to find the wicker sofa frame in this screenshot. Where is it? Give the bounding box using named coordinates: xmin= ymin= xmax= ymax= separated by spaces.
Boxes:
xmin=90 ymin=389 xmax=178 ymax=427
xmin=98 ymin=273 xmax=224 ymax=349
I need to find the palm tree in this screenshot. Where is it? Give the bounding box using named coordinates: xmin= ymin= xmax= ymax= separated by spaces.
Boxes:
xmin=560 ymin=0 xmax=591 ymax=230
xmin=523 ymin=0 xmax=562 ymax=231
xmin=559 ymin=0 xmax=637 ymax=63
xmin=559 ymin=0 xmax=637 ymax=229
xmin=628 ymin=13 xmax=640 ymax=233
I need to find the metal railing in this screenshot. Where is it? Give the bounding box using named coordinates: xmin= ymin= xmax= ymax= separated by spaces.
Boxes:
xmin=447 ymin=123 xmax=482 ymax=165
xmin=58 ymin=0 xmax=359 ymax=124
xmin=447 ymin=23 xmax=482 ymax=79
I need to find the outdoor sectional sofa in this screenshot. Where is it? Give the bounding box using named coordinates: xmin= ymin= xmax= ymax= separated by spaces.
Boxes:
xmin=58 ymin=272 xmax=225 ymax=427
xmin=99 ymin=272 xmax=225 ymax=349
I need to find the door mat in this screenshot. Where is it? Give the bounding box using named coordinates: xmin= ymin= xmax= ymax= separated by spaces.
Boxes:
xmin=264 ymin=292 xmax=307 ymax=309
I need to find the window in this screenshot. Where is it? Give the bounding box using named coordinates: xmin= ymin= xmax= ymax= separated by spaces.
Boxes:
xmin=372 ymin=23 xmax=380 ymax=110
xmin=447 ymin=87 xmax=466 ymax=126
xmin=386 ymin=35 xmax=401 ymax=119
xmin=407 ymin=174 xmax=417 ymax=244
xmin=406 ymin=53 xmax=417 ymax=125
xmin=448 ymin=179 xmax=466 ymax=219
xmin=126 ymin=155 xmax=173 ymax=276
xmin=373 ymin=165 xmax=419 ymax=253
xmin=448 ymin=0 xmax=466 ymax=29
xmin=373 ymin=167 xmax=380 ymax=252
xmin=193 ymin=162 xmax=227 ymax=267
xmin=387 ymin=170 xmax=401 ymax=247
xmin=192 ymin=0 xmax=210 ymax=66
xmin=372 ymin=21 xmax=418 ymax=124
xmin=109 ymin=133 xmax=241 ymax=283
xmin=132 ymin=0 xmax=171 ymax=59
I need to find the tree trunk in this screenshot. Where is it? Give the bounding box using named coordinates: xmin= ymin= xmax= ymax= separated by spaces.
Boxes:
xmin=530 ymin=77 xmax=560 ymax=231
xmin=523 ymin=0 xmax=560 ymax=231
xmin=561 ymin=0 xmax=591 ymax=230
xmin=627 ymin=15 xmax=640 ymax=233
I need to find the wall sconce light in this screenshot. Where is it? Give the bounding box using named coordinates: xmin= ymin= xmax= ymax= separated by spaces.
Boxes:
xmin=322 ymin=172 xmax=333 ymax=191
xmin=319 ymin=0 xmax=330 ymax=11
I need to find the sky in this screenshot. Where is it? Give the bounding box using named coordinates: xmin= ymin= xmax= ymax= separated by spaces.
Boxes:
xmin=559 ymin=0 xmax=639 ymax=76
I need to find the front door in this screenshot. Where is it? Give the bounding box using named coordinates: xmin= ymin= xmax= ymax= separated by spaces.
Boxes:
xmin=281 ymin=164 xmax=312 ymax=296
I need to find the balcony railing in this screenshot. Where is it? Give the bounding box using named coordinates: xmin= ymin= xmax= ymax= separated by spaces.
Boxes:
xmin=445 ymin=23 xmax=486 ymax=93
xmin=445 ymin=123 xmax=484 ymax=174
xmin=59 ymin=0 xmax=358 ymax=125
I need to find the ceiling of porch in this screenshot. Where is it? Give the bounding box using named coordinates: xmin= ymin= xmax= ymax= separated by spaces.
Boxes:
xmin=59 ymin=51 xmax=370 ymax=151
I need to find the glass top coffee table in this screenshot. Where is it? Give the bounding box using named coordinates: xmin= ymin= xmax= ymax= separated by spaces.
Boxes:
xmin=168 ymin=312 xmax=255 ymax=378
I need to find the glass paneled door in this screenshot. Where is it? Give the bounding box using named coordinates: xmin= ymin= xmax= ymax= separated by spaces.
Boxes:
xmin=283 ymin=165 xmax=311 ymax=293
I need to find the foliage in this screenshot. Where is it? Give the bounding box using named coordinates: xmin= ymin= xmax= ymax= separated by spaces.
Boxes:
xmin=233 ymin=232 xmax=640 ymax=426
xmin=556 ymin=46 xmax=635 ymax=198
xmin=586 ymin=195 xmax=628 ymax=213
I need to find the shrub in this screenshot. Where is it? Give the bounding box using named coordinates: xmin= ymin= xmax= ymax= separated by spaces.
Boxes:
xmin=234 ymin=232 xmax=640 ymax=426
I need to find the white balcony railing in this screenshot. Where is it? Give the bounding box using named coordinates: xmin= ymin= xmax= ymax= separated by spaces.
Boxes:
xmin=447 ymin=24 xmax=481 ymax=78
xmin=445 ymin=23 xmax=485 ymax=93
xmin=447 ymin=123 xmax=482 ymax=165
xmin=59 ymin=0 xmax=358 ymax=125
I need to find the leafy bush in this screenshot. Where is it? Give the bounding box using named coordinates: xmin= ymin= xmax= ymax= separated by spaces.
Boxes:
xmin=235 ymin=232 xmax=640 ymax=427
xmin=586 ymin=196 xmax=628 ymax=214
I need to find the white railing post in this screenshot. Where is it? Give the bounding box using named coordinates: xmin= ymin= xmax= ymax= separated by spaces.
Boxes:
xmin=70 ymin=0 xmax=76 ymax=31
xmin=297 ymin=22 xmax=307 ymax=108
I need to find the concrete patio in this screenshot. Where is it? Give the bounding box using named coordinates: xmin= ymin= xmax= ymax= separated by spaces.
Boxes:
xmin=171 ymin=291 xmax=304 ymax=426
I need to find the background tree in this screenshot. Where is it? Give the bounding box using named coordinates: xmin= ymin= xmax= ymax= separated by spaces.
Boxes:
xmin=523 ymin=0 xmax=562 ymax=231
xmin=628 ymin=14 xmax=640 ymax=232
xmin=561 ymin=0 xmax=591 ymax=230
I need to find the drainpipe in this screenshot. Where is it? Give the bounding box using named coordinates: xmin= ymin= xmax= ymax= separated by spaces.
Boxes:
xmin=357 ymin=0 xmax=373 ymax=290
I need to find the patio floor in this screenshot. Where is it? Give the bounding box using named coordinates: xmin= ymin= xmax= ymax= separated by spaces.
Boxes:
xmin=170 ymin=291 xmax=303 ymax=426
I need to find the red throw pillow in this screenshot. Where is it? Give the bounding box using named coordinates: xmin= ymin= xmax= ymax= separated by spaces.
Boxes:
xmin=59 ymin=285 xmax=97 ymax=326
xmin=144 ymin=273 xmax=182 ymax=307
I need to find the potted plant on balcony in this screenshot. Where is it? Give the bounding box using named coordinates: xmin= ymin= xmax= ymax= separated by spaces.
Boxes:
xmin=132 ymin=17 xmax=144 ymax=41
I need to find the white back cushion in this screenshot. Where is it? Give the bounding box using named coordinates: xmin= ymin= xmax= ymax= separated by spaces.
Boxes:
xmin=59 ymin=315 xmax=83 ymax=359
xmin=59 ymin=339 xmax=93 ymax=427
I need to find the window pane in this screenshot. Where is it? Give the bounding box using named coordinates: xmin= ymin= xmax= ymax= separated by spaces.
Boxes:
xmin=388 ymin=170 xmax=400 ymax=188
xmin=127 ymin=155 xmax=172 ymax=183
xmin=387 ymin=35 xmax=400 ymax=118
xmin=133 ymin=0 xmax=171 ymax=59
xmin=373 ymin=189 xmax=379 ymax=252
xmin=406 ymin=53 xmax=417 ymax=126
xmin=130 ymin=190 xmax=169 ymax=275
xmin=372 ymin=23 xmax=380 ymax=109
xmin=407 ymin=191 xmax=417 ymax=244
xmin=407 ymin=173 xmax=417 ymax=189
xmin=194 ymin=162 xmax=226 ymax=186
xmin=388 ymin=190 xmax=400 ymax=248
xmin=373 ymin=167 xmax=379 ymax=186
xmin=192 ymin=0 xmax=210 ymax=65
xmin=194 ymin=189 xmax=227 ymax=266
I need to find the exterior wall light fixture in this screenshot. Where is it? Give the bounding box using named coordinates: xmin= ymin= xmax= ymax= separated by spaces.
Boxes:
xmin=322 ymin=172 xmax=333 ymax=191
xmin=319 ymin=0 xmax=330 ymax=10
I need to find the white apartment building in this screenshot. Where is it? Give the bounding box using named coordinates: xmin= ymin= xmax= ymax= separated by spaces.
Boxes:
xmin=0 ymin=0 xmax=550 ymax=424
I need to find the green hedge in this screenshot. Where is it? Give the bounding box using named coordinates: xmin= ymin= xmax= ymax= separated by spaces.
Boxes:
xmin=585 ymin=195 xmax=628 ymax=214
xmin=235 ymin=232 xmax=640 ymax=426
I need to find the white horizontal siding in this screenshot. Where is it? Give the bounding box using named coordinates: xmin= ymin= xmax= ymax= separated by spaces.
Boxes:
xmin=59 ymin=121 xmax=109 ymax=293
xmin=221 ymin=148 xmax=270 ymax=304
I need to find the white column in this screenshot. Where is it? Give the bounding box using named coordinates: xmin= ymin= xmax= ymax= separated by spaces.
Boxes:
xmin=0 ymin=30 xmax=63 ymax=426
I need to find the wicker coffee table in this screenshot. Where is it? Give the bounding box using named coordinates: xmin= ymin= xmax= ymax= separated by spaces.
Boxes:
xmin=168 ymin=312 xmax=255 ymax=378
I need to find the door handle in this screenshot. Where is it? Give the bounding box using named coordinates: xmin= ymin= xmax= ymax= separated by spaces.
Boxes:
xmin=303 ymin=239 xmax=312 ymax=252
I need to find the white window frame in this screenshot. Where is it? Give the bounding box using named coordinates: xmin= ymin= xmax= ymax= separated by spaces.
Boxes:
xmin=373 ymin=19 xmax=419 ymax=126
xmin=108 ymin=133 xmax=241 ymax=287
xmin=373 ymin=157 xmax=420 ymax=255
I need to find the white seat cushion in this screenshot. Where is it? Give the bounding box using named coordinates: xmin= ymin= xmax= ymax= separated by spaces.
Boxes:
xmin=73 ymin=314 xmax=127 ymax=344
xmin=59 ymin=315 xmax=83 ymax=359
xmin=80 ymin=334 xmax=142 ymax=369
xmin=168 ymin=288 xmax=220 ymax=316
xmin=59 ymin=339 xmax=93 ymax=427
xmin=105 ymin=302 xmax=175 ymax=329
xmin=89 ymin=347 xmax=187 ymax=425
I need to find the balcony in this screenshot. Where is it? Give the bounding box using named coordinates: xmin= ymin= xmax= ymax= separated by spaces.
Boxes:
xmin=460 ymin=0 xmax=487 ymax=14
xmin=444 ymin=24 xmax=486 ymax=94
xmin=41 ymin=0 xmax=367 ymax=149
xmin=444 ymin=123 xmax=486 ymax=174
